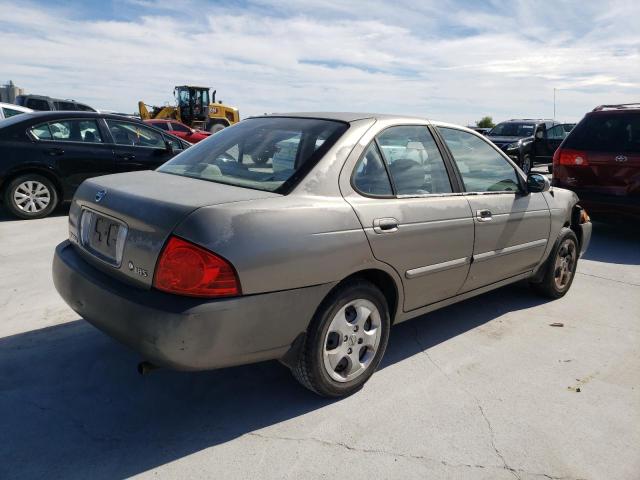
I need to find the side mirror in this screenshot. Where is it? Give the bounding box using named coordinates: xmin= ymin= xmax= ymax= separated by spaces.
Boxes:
xmin=535 ymin=130 xmax=544 ymax=139
xmin=527 ymin=173 xmax=550 ymax=193
xmin=165 ymin=140 xmax=174 ymax=153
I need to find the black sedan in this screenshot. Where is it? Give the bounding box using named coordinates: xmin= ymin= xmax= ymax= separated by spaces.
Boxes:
xmin=0 ymin=111 xmax=191 ymax=219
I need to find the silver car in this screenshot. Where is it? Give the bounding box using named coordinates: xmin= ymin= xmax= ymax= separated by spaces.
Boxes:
xmin=53 ymin=113 xmax=592 ymax=397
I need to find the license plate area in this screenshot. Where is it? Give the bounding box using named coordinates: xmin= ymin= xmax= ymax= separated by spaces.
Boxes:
xmin=79 ymin=208 xmax=128 ymax=266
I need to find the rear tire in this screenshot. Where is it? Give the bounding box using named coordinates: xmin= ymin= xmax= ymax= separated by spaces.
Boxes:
xmin=3 ymin=174 xmax=58 ymax=219
xmin=530 ymin=228 xmax=579 ymax=299
xmin=292 ymin=280 xmax=390 ymax=397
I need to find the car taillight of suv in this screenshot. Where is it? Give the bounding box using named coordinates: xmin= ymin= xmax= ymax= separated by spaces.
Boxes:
xmin=552 ymin=104 xmax=640 ymax=218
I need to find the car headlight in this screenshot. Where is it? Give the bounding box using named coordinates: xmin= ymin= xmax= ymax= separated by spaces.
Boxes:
xmin=506 ymin=141 xmax=520 ymax=150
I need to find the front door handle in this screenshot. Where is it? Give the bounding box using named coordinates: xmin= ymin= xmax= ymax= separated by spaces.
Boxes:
xmin=373 ymin=217 xmax=399 ymax=233
xmin=476 ymin=209 xmax=493 ymax=222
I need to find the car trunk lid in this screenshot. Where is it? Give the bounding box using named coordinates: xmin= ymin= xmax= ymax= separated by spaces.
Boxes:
xmin=68 ymin=170 xmax=278 ymax=288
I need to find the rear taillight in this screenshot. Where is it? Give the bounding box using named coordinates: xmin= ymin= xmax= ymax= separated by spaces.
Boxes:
xmin=554 ymin=148 xmax=589 ymax=166
xmin=153 ymin=236 xmax=240 ymax=297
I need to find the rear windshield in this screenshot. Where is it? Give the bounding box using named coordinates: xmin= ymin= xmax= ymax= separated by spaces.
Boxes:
xmin=564 ymin=113 xmax=640 ymax=153
xmin=157 ymin=117 xmax=349 ymax=193
xmin=488 ymin=122 xmax=536 ymax=137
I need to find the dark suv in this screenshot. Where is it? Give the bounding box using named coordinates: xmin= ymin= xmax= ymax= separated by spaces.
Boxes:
xmin=487 ymin=119 xmax=574 ymax=173
xmin=15 ymin=94 xmax=97 ymax=112
xmin=552 ymin=104 xmax=640 ymax=219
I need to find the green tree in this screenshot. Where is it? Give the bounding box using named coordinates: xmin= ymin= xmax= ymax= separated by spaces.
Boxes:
xmin=476 ymin=116 xmax=495 ymax=128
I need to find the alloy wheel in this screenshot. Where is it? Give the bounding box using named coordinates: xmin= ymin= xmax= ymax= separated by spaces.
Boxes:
xmin=554 ymin=239 xmax=576 ymax=290
xmin=322 ymin=299 xmax=382 ymax=382
xmin=13 ymin=180 xmax=51 ymax=213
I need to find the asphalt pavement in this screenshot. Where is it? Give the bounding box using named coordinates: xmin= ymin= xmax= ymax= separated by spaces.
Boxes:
xmin=0 ymin=206 xmax=638 ymax=480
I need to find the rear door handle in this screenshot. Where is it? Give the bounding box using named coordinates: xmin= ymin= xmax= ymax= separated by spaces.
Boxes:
xmin=47 ymin=147 xmax=64 ymax=156
xmin=116 ymin=154 xmax=136 ymax=161
xmin=373 ymin=217 xmax=399 ymax=233
xmin=476 ymin=209 xmax=493 ymax=222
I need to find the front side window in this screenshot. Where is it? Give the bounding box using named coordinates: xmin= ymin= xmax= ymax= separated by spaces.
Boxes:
xmin=158 ymin=117 xmax=348 ymax=192
xmin=377 ymin=126 xmax=452 ymax=195
xmin=106 ymin=120 xmax=165 ymax=148
xmin=163 ymin=134 xmax=184 ymax=151
xmin=489 ymin=122 xmax=535 ymax=137
xmin=546 ymin=125 xmax=567 ymax=140
xmin=439 ymin=127 xmax=520 ymax=192
xmin=48 ymin=119 xmax=103 ymax=143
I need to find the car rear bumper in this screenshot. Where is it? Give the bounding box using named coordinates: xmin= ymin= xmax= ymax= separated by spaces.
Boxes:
xmin=569 ymin=190 xmax=640 ymax=218
xmin=53 ymin=240 xmax=335 ymax=370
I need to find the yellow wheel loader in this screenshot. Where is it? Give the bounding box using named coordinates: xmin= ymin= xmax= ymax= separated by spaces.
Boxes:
xmin=139 ymin=86 xmax=240 ymax=133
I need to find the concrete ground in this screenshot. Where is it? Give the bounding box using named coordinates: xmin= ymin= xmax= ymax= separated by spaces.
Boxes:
xmin=0 ymin=206 xmax=638 ymax=480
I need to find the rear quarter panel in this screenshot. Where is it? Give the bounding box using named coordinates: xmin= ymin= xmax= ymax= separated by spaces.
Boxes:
xmin=173 ymin=195 xmax=399 ymax=295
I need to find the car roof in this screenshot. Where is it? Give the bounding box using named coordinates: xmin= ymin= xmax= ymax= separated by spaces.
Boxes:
xmin=254 ymin=112 xmax=431 ymax=123
xmin=10 ymin=111 xmax=143 ymax=122
xmin=500 ymin=119 xmax=553 ymax=123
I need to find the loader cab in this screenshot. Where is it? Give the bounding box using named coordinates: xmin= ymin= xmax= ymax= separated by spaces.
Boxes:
xmin=175 ymin=86 xmax=209 ymax=127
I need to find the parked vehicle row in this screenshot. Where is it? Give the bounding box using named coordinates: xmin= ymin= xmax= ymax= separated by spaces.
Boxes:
xmin=15 ymin=94 xmax=97 ymax=112
xmin=0 ymin=111 xmax=190 ymax=219
xmin=52 ymin=112 xmax=592 ymax=397
xmin=486 ymin=119 xmax=575 ymax=174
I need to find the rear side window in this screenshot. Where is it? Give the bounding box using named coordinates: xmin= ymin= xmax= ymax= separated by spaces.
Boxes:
xmin=170 ymin=122 xmax=191 ymax=132
xmin=564 ymin=114 xmax=640 ymax=153
xmin=157 ymin=117 xmax=348 ymax=193
xmin=48 ymin=120 xmax=103 ymax=143
xmin=353 ymin=143 xmax=393 ymax=196
xmin=30 ymin=123 xmax=53 ymax=140
xmin=2 ymin=107 xmax=25 ymax=118
xmin=75 ymin=103 xmax=95 ymax=112
xmin=26 ymin=99 xmax=51 ymax=111
xmin=54 ymin=101 xmax=78 ymax=111
xmin=439 ymin=127 xmax=519 ymax=192
xmin=377 ymin=126 xmax=452 ymax=195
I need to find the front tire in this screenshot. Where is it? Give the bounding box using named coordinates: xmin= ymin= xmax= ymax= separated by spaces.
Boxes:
xmin=530 ymin=228 xmax=579 ymax=299
xmin=520 ymin=153 xmax=532 ymax=174
xmin=209 ymin=123 xmax=225 ymax=134
xmin=292 ymin=280 xmax=390 ymax=397
xmin=3 ymin=174 xmax=58 ymax=219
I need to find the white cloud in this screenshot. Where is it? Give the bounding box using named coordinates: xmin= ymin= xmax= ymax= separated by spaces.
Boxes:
xmin=0 ymin=0 xmax=638 ymax=124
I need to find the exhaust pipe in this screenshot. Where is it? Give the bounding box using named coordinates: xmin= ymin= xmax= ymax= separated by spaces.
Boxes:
xmin=137 ymin=361 xmax=159 ymax=375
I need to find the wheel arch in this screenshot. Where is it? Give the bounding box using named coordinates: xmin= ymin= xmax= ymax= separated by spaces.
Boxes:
xmin=1 ymin=167 xmax=64 ymax=201
xmin=333 ymin=268 xmax=401 ymax=324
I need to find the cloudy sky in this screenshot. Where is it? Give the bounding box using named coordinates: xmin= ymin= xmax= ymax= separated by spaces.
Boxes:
xmin=1 ymin=0 xmax=638 ymax=125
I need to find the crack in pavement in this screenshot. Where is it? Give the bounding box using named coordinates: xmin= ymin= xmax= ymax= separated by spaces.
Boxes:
xmin=247 ymin=431 xmax=583 ymax=479
xmin=576 ymin=271 xmax=640 ymax=287
xmin=410 ymin=326 xmax=587 ymax=480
